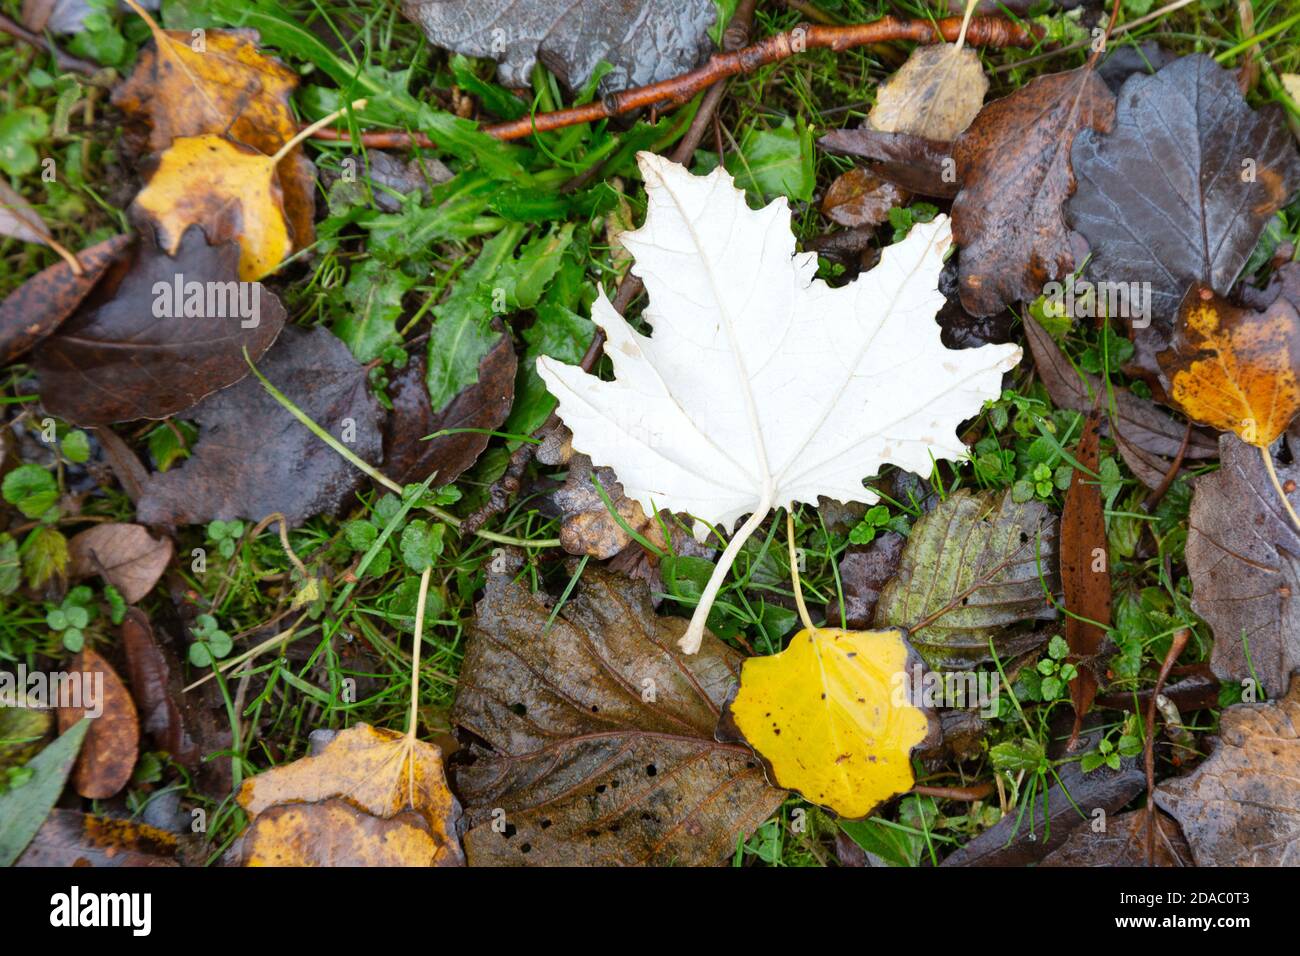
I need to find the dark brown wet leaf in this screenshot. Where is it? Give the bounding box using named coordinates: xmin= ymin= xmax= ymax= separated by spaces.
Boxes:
xmin=68 ymin=523 xmax=173 ymax=604
xmin=56 ymin=647 xmax=139 ymax=800
xmin=1060 ymin=412 xmax=1110 ymax=726
xmin=817 ymin=128 xmax=958 ymax=198
xmin=1096 ymin=42 xmax=1177 ymax=94
xmin=451 ymin=564 xmax=785 ymax=866
xmin=1155 ymin=675 xmax=1300 ymax=865
xmin=821 ymin=167 xmax=909 ymax=228
xmin=402 ymin=0 xmax=716 ymax=93
xmin=384 ymin=335 xmax=516 ymax=487
xmin=1024 ymin=317 xmax=1217 ymax=487
xmin=136 ymin=325 xmax=383 ymax=527
xmin=951 ymin=66 xmax=1115 ymax=316
xmin=942 ymin=728 xmax=1145 ymax=866
xmin=1186 ymin=430 xmax=1300 ymax=696
xmin=1067 ymin=55 xmax=1300 ymax=379
xmin=120 ymin=608 xmax=226 ymax=780
xmin=824 ymin=532 xmax=905 ymax=628
xmin=32 ymin=226 xmax=285 ymax=426
xmin=16 ymin=810 xmax=179 ymax=867
xmin=0 ymin=235 xmax=131 ymax=364
xmin=873 ymin=488 xmax=1060 ymax=667
xmin=1039 ymin=809 xmax=1192 ymax=867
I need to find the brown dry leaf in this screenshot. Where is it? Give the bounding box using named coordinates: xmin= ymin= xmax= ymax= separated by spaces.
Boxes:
xmin=868 ymin=43 xmax=988 ymax=141
xmin=1186 ymin=430 xmax=1300 ymax=695
xmin=452 ymin=565 xmax=785 ymax=866
xmin=0 ymin=234 xmax=131 ymax=364
xmin=1039 ymin=810 xmax=1193 ymax=867
xmin=821 ymin=168 xmax=909 ymax=228
xmin=235 ymin=724 xmax=464 ymax=867
xmin=16 ymin=809 xmax=179 ymax=867
xmin=1155 ymin=675 xmax=1300 ymax=865
xmin=1060 ymin=412 xmax=1110 ymax=730
xmin=68 ymin=523 xmax=173 ymax=604
xmin=131 ymin=135 xmax=293 ymax=281
xmin=952 ymin=66 xmax=1115 ymax=316
xmin=111 ymin=20 xmax=315 ymax=253
xmin=1160 ymin=285 xmax=1300 ymax=448
xmin=56 ymin=647 xmax=140 ymax=800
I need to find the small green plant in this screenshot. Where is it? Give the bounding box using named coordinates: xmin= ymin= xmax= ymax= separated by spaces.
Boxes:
xmin=1014 ymin=635 xmax=1078 ymax=702
xmin=205 ymin=520 xmax=246 ymax=559
xmin=46 ymin=586 xmax=96 ymax=652
xmin=188 ymin=614 xmax=233 ymax=667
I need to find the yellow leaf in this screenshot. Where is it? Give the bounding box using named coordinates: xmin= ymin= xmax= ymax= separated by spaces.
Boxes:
xmin=236 ymin=723 xmax=464 ymax=866
xmin=132 ymin=135 xmax=293 ymax=281
xmin=111 ymin=15 xmax=316 ymax=254
xmin=868 ymin=44 xmax=988 ymax=141
xmin=1160 ymin=285 xmax=1300 ymax=447
xmin=725 ymin=627 xmax=933 ymax=819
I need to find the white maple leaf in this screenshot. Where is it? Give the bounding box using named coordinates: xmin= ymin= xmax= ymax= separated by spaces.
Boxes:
xmin=538 ymin=153 xmax=1021 ymax=653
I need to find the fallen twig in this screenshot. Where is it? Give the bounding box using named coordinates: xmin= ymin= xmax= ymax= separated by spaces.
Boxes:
xmin=311 ymin=16 xmax=1040 ymax=149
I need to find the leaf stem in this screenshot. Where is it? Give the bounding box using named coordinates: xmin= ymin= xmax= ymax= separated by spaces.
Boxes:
xmin=679 ymin=495 xmax=773 ymax=655
xmin=786 ymin=510 xmax=815 ymax=633
xmin=1259 ymin=443 xmax=1300 ymax=533
xmin=269 ymin=99 xmax=367 ymax=164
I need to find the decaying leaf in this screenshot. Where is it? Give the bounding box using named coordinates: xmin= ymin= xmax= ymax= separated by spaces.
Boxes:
xmin=868 ymin=43 xmax=988 ymax=142
xmin=112 ymin=22 xmax=315 ymax=254
xmin=821 ymin=168 xmax=909 ymax=229
xmin=131 ymin=135 xmax=295 ymax=281
xmin=1155 ymin=675 xmax=1300 ymax=865
xmin=137 ymin=326 xmax=384 ymax=527
xmin=32 ymin=226 xmax=285 ymax=426
xmin=952 ymin=66 xmax=1115 ymax=316
xmin=1186 ymin=430 xmax=1300 ymax=695
xmin=0 ymin=234 xmax=131 ymax=364
xmin=873 ymin=488 xmax=1059 ymax=667
xmin=451 ymin=565 xmax=785 ymax=866
xmin=56 ymin=648 xmax=139 ymax=800
xmin=722 ymin=627 xmax=934 ymax=818
xmin=1039 ymin=810 xmax=1192 ymax=867
xmin=1060 ymin=412 xmax=1110 ymax=727
xmin=16 ymin=810 xmax=179 ymax=867
xmin=535 ymin=429 xmax=664 ymax=560
xmin=236 ymin=724 xmax=464 ymax=867
xmin=384 ymin=338 xmax=517 ymax=488
xmin=1067 ymin=55 xmax=1300 ymax=375
xmin=824 ymin=533 xmax=906 ymax=628
xmin=120 ymin=608 xmax=220 ymax=777
xmin=401 ymin=0 xmax=716 ymax=93
xmin=1023 ymin=317 xmax=1217 ymax=488
xmin=818 ymin=128 xmax=959 ymax=198
xmin=68 ymin=523 xmax=173 ymax=604
xmin=1160 ymin=286 xmax=1300 ymax=448
xmin=539 ymin=154 xmax=1020 ymax=653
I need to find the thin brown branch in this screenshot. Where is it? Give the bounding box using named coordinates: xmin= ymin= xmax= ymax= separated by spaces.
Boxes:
xmin=312 ymin=16 xmax=1041 ymax=150
xmin=0 ymin=12 xmax=100 ymax=76
xmin=1145 ymin=628 xmax=1189 ymax=866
